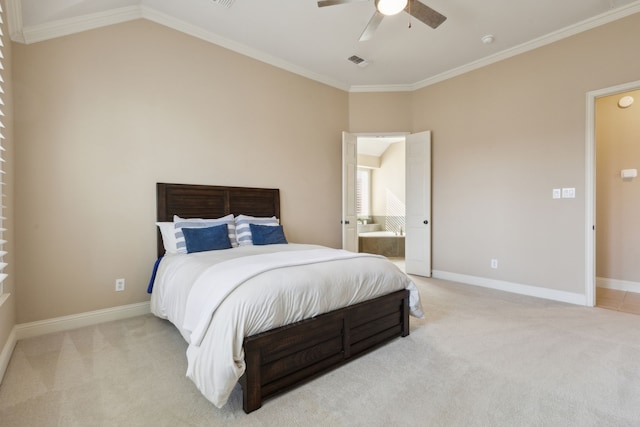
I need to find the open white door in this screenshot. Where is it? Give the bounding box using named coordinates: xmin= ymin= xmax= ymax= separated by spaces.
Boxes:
xmin=342 ymin=132 xmax=358 ymax=252
xmin=405 ymin=131 xmax=432 ymax=276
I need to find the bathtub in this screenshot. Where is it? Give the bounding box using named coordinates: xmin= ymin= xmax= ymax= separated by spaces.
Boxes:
xmin=359 ymin=231 xmax=398 ymax=237
xmin=358 ymin=231 xmax=405 ymax=257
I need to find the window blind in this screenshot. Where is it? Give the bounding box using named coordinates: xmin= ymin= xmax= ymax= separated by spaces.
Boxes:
xmin=357 ymin=168 xmax=371 ymax=218
xmin=0 ymin=2 xmax=7 ymax=295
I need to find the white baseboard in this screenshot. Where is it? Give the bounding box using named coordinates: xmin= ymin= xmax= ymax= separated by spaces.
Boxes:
xmin=15 ymin=301 xmax=151 ymax=341
xmin=431 ymin=270 xmax=587 ymax=306
xmin=596 ymin=277 xmax=640 ymax=293
xmin=1 ymin=301 xmax=150 ymax=384
xmin=0 ymin=326 xmax=17 ymax=385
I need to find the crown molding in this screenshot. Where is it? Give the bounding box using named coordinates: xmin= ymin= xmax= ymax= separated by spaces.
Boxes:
xmin=139 ymin=6 xmax=350 ymax=91
xmin=5 ymin=0 xmax=25 ymax=43
xmin=18 ymin=5 xmax=142 ymax=44
xmin=405 ymin=1 xmax=640 ymax=92
xmin=7 ymin=1 xmax=349 ymax=91
xmin=349 ymin=83 xmax=415 ymax=93
xmin=5 ymin=0 xmax=640 ymax=92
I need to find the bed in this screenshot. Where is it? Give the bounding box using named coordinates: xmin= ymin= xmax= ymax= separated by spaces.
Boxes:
xmin=150 ymin=183 xmax=423 ymax=413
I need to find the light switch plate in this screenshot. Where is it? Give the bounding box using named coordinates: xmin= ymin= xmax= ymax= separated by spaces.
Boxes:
xmin=562 ymin=188 xmax=576 ymax=198
xmin=552 ymin=189 xmax=561 ymax=199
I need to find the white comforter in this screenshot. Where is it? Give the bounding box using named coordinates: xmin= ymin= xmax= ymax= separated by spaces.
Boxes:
xmin=150 ymin=243 xmax=423 ymax=408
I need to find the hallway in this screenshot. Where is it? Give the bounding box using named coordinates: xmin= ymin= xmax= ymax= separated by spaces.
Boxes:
xmin=596 ymin=288 xmax=640 ymax=315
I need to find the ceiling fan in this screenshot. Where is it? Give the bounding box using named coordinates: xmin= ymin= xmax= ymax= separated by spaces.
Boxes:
xmin=317 ymin=0 xmax=447 ymax=41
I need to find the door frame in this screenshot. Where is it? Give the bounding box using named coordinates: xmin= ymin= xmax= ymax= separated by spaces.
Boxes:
xmin=585 ymin=79 xmax=640 ymax=307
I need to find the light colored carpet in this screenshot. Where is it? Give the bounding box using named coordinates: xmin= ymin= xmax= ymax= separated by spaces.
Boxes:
xmin=1 ymin=276 xmax=639 ymax=426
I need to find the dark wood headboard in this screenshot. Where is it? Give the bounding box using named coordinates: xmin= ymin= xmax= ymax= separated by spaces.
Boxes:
xmin=156 ymin=183 xmax=280 ymax=258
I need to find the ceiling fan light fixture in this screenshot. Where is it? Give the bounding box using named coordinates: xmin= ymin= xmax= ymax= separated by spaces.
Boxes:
xmin=375 ymin=0 xmax=408 ymax=16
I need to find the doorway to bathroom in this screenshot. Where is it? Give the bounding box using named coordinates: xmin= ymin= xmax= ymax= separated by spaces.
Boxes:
xmin=342 ymin=131 xmax=432 ymax=277
xmin=587 ymin=83 xmax=640 ymax=313
xmin=357 ymin=135 xmax=407 ymax=262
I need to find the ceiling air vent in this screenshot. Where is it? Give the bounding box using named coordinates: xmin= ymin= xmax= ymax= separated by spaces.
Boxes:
xmin=211 ymin=0 xmax=235 ymax=7
xmin=347 ymin=55 xmax=369 ymax=68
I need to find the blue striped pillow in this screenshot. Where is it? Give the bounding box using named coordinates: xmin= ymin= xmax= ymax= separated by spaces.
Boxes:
xmin=235 ymin=215 xmax=279 ymax=246
xmin=174 ymin=214 xmax=237 ymax=253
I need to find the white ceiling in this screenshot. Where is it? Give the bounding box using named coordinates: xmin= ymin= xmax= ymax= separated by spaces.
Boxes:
xmin=6 ymin=0 xmax=640 ymax=91
xmin=358 ymin=136 xmax=404 ymax=157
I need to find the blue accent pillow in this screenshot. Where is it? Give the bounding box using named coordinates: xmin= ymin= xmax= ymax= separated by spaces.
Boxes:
xmin=182 ymin=224 xmax=232 ymax=253
xmin=235 ymin=215 xmax=279 ymax=246
xmin=174 ymin=214 xmax=237 ymax=252
xmin=249 ymin=224 xmax=288 ymax=245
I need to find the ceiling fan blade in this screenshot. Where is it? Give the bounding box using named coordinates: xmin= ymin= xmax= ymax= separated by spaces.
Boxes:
xmin=359 ymin=11 xmax=384 ymax=41
xmin=317 ymin=0 xmax=366 ymax=7
xmin=405 ymin=0 xmax=447 ymax=29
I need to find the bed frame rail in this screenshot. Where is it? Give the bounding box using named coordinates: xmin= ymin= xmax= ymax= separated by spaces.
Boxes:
xmin=241 ymin=289 xmax=410 ymax=413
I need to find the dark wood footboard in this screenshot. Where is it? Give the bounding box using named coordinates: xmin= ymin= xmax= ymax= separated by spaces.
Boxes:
xmin=240 ymin=289 xmax=410 ymax=413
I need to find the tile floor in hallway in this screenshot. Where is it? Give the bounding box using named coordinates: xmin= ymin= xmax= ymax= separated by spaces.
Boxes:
xmin=596 ymin=288 xmax=640 ymax=315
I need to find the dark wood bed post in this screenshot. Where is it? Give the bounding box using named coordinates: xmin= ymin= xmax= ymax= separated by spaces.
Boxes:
xmin=401 ymin=293 xmax=410 ymax=337
xmin=241 ymin=348 xmax=262 ymax=413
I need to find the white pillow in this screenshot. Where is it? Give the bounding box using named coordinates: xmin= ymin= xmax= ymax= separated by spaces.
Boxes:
xmin=156 ymin=222 xmax=179 ymax=254
xmin=235 ymin=214 xmax=279 ymax=246
xmin=174 ymin=214 xmax=237 ymax=253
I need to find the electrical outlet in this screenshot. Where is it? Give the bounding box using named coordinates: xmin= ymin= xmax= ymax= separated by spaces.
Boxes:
xmin=491 ymin=259 xmax=498 ymax=269
xmin=115 ymin=278 xmax=125 ymax=292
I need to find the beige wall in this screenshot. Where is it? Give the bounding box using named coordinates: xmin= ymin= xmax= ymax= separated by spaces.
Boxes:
xmin=14 ymin=20 xmax=348 ymax=323
xmin=372 ymin=142 xmax=405 ymax=217
xmin=410 ymin=13 xmax=640 ymax=294
xmin=596 ymin=89 xmax=640 ymax=282
xmin=0 ymin=0 xmax=16 ymax=363
xmin=348 ymin=91 xmax=412 ymax=133
xmin=9 ymin=11 xmax=640 ymax=326
xmin=357 ymin=154 xmax=380 ymax=169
